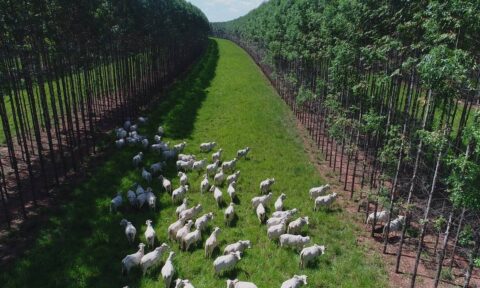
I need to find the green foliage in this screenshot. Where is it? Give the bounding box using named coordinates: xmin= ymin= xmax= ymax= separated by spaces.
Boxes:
xmin=459 ymin=225 xmax=475 ymax=247
xmin=440 ymin=268 xmax=454 ymax=281
xmin=406 ymin=226 xmax=420 ymax=238
xmin=402 ymin=202 xmax=416 ymax=213
xmin=447 ymin=112 xmax=480 ymax=210
xmin=214 ymin=1 xmax=480 ymax=205
xmin=365 ymin=189 xmax=377 ymax=202
xmin=417 ymin=45 xmax=475 ymax=95
xmin=352 ymin=80 xmax=368 ymax=96
xmin=325 ymin=94 xmax=342 ymax=113
xmin=212 ymin=1 xmax=480 ymax=275
xmin=379 ymin=125 xmax=411 ymax=175
xmin=417 ymin=129 xmax=447 ymax=152
xmin=433 ymin=216 xmax=446 ymax=232
xmin=295 ymin=85 xmax=316 ymax=105
xmin=0 ymin=39 xmax=388 ymax=288
xmin=463 ymin=111 xmax=480 ymax=154
xmin=285 ymin=72 xmax=298 ymax=86
xmin=316 ymin=78 xmax=327 ymax=93
xmin=422 ymin=1 xmax=480 ymax=50
xmin=328 ymin=116 xmax=347 ymax=141
xmin=361 ymin=109 xmax=385 ymax=135
xmin=377 ymin=186 xmax=391 ymax=208
xmin=447 ymin=154 xmax=480 ymax=209
xmin=328 ymin=41 xmax=356 ymax=91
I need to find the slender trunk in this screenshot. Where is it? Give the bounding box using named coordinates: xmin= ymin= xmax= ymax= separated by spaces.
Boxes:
xmin=371 ymin=173 xmax=384 ymax=238
xmin=434 ymin=210 xmax=453 ymax=287
xmin=410 ymin=127 xmax=448 ymax=288
xmin=449 ymin=207 xmax=466 ymax=269
xmin=382 ymin=135 xmax=404 ymax=253
xmin=0 ymin=89 xmax=27 ymax=217
xmin=383 ymin=73 xmax=413 ymax=253
xmin=34 ymin=45 xmax=59 ymax=186
xmin=396 ymin=88 xmax=432 ymax=273
xmin=434 ymin=201 xmax=447 ymax=256
xmin=351 ymin=132 xmax=360 ymax=195
xmin=463 ymin=236 xmax=480 ymax=288
xmin=0 ymin=155 xmax=10 ymax=228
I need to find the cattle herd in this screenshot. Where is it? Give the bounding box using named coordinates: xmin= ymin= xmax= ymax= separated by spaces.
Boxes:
xmin=110 ymin=117 xmax=337 ymax=288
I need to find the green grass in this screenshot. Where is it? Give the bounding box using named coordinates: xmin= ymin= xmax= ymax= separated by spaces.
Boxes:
xmin=0 ymin=38 xmax=388 ymax=287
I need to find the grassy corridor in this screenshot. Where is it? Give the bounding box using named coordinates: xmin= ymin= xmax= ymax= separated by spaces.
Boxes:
xmin=0 ymin=39 xmax=387 ymax=287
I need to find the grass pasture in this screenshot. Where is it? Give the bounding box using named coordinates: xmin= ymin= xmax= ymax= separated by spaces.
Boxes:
xmin=0 ymin=38 xmax=387 ymax=287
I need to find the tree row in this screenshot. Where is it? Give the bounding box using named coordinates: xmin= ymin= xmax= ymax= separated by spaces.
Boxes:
xmin=213 ymin=0 xmax=480 ymax=287
xmin=0 ymin=0 xmax=210 ymax=229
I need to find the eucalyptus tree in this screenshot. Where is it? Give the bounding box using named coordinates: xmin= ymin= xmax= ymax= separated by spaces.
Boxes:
xmin=214 ymin=1 xmax=480 ymax=283
xmin=445 ymin=112 xmax=480 ymax=288
xmin=410 ymin=44 xmax=474 ymax=288
xmin=359 ymin=109 xmax=384 ymax=190
xmin=380 ymin=124 xmax=411 ymax=252
xmin=394 ymin=59 xmax=431 ymax=273
xmin=0 ymin=0 xmax=209 ymax=227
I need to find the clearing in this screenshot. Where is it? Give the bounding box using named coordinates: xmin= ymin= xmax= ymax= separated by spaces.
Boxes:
xmin=0 ymin=38 xmax=387 ymax=287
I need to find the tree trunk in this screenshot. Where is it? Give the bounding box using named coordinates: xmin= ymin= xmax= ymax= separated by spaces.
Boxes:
xmin=410 ymin=127 xmax=448 ymax=288
xmin=449 ymin=207 xmax=466 ymax=270
xmin=434 ymin=210 xmax=453 ymax=287
xmin=395 ymin=88 xmax=432 ymax=273
xmin=463 ymin=236 xmax=480 ymax=288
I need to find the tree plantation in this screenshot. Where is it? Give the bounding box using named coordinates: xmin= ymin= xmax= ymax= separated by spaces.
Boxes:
xmin=214 ymin=0 xmax=480 ymax=287
xmin=0 ymin=0 xmax=209 ymax=226
xmin=1 ymin=0 xmax=479 ymax=287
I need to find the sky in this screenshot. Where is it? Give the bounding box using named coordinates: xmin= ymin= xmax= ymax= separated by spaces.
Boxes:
xmin=187 ymin=0 xmax=265 ymax=23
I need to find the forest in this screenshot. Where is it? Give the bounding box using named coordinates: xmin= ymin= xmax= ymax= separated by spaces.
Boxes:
xmin=213 ymin=0 xmax=480 ymax=287
xmin=0 ymin=0 xmax=209 ymax=226
xmin=1 ymin=0 xmax=480 ymax=287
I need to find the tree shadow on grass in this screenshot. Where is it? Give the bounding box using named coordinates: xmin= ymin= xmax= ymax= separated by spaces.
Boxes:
xmin=227 ymin=213 xmax=239 ymax=227
xmin=218 ymin=267 xmax=244 ymax=280
xmin=0 ymin=40 xmax=219 ymax=288
xmin=144 ymin=39 xmax=219 ymax=140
